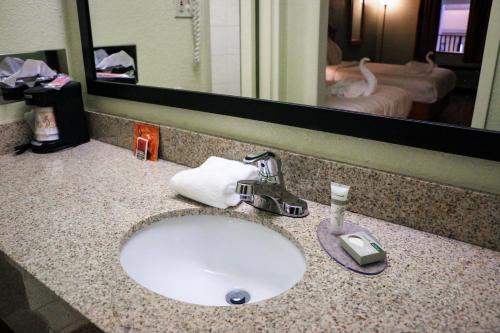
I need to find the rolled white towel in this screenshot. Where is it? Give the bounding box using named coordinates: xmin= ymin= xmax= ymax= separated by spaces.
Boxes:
xmin=402 ymin=51 xmax=436 ymax=75
xmin=169 ymin=157 xmax=259 ymax=209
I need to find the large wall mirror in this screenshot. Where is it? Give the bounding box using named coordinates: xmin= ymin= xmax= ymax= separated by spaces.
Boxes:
xmin=77 ymin=0 xmax=500 ymax=161
xmin=88 ymin=0 xmax=246 ymax=96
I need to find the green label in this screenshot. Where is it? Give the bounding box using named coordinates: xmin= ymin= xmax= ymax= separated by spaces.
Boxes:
xmin=370 ymin=242 xmax=383 ymax=253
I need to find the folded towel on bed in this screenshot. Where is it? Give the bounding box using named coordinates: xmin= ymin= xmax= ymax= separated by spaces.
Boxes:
xmin=402 ymin=51 xmax=436 ymax=75
xmin=169 ymin=157 xmax=259 ymax=209
xmin=329 ymin=58 xmax=377 ymax=98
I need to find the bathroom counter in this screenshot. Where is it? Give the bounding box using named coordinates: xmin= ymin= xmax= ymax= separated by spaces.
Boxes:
xmin=0 ymin=141 xmax=498 ymax=333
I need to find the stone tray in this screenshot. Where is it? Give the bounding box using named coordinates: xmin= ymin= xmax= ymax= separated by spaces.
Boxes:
xmin=317 ymin=219 xmax=387 ymax=275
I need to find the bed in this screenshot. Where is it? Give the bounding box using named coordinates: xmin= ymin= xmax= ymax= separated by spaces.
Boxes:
xmin=326 ymin=62 xmax=456 ymax=120
xmin=325 ymin=38 xmax=457 ymax=120
xmin=323 ymin=85 xmax=412 ymax=119
xmin=327 ymin=62 xmax=456 ymax=104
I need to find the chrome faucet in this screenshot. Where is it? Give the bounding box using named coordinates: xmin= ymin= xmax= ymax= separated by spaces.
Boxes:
xmin=236 ymin=152 xmax=309 ymax=218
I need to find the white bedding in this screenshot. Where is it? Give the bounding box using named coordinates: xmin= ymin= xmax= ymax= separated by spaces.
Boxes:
xmin=323 ymin=85 xmax=412 ymax=118
xmin=327 ymin=62 xmax=456 ymax=104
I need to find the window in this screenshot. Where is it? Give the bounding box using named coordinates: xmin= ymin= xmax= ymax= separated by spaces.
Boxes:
xmin=436 ymin=0 xmax=471 ymax=54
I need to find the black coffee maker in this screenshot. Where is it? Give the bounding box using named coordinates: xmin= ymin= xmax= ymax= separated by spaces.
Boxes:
xmin=16 ymin=81 xmax=89 ymax=154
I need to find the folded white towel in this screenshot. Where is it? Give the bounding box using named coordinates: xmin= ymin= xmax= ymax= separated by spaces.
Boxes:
xmin=0 ymin=59 xmax=57 ymax=87
xmin=169 ymin=157 xmax=259 ymax=209
xmin=329 ymin=58 xmax=377 ymax=98
xmin=402 ymin=51 xmax=436 ymax=75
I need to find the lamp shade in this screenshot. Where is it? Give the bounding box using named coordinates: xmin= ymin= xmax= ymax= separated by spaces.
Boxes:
xmin=381 ymin=0 xmax=397 ymax=6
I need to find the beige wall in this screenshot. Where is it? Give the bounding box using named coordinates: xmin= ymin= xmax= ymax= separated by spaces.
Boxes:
xmin=329 ymin=0 xmax=420 ymax=64
xmin=0 ymin=0 xmax=66 ymax=55
xmin=486 ymin=50 xmax=500 ymax=131
xmin=0 ymin=103 xmax=29 ymax=125
xmin=483 ymin=0 xmax=500 ymax=132
xmin=329 ymin=0 xmax=380 ymax=61
xmin=59 ymin=1 xmax=500 ymax=196
xmin=240 ymin=0 xmax=258 ymax=98
xmin=89 ymin=0 xmax=211 ymax=92
xmin=259 ymin=0 xmax=328 ymax=105
xmin=258 ymin=0 xmax=282 ymax=101
xmin=0 ymin=0 xmax=67 ymax=124
xmin=472 ymin=0 xmax=500 ymax=131
xmin=280 ymin=0 xmax=328 ymax=105
xmin=378 ymin=0 xmax=420 ymax=64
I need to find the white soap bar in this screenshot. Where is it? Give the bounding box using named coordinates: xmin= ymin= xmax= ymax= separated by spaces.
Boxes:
xmin=340 ymin=232 xmax=386 ymax=266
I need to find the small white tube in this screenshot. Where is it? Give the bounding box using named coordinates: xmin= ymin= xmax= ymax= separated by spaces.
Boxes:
xmin=330 ymin=182 xmax=350 ymax=235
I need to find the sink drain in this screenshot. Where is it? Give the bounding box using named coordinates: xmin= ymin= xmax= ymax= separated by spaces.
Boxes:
xmin=225 ymin=289 xmax=251 ymax=305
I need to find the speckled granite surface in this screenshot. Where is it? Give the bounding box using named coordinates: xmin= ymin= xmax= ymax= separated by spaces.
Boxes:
xmin=0 ymin=140 xmax=498 ymax=333
xmin=0 ymin=120 xmax=31 ymax=155
xmin=86 ymin=112 xmax=500 ymax=250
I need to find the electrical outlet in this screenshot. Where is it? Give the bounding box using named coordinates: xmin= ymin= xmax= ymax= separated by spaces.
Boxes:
xmin=175 ymin=0 xmax=193 ymax=18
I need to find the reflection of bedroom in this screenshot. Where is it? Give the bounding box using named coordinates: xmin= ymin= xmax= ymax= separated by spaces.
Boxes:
xmin=325 ymin=0 xmax=492 ymax=127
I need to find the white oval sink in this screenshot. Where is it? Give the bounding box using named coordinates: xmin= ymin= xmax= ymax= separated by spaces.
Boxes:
xmin=120 ymin=215 xmax=306 ymax=306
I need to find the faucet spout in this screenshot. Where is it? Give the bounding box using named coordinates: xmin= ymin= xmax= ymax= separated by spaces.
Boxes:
xmin=236 ymin=152 xmax=309 ymax=218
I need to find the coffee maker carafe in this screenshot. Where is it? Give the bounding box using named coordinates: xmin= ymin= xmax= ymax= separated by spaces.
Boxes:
xmin=17 ymin=81 xmax=89 ymax=154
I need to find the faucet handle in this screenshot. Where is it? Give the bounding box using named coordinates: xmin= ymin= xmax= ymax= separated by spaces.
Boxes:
xmin=243 ymin=151 xmax=284 ymax=184
xmin=243 ymin=151 xmax=277 ymax=164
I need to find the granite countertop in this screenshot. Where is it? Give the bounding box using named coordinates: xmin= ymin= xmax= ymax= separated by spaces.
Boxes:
xmin=0 ymin=140 xmax=498 ymax=333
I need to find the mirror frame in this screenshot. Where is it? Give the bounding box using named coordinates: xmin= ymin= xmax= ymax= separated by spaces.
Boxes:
xmin=76 ymin=0 xmax=500 ymax=162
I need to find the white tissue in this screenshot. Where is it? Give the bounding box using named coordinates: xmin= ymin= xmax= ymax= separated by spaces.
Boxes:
xmin=94 ymin=49 xmax=109 ymax=66
xmin=1 ymin=59 xmax=57 ymax=87
xmin=0 ymin=57 xmax=24 ymax=77
xmin=96 ymin=51 xmax=135 ymax=70
xmin=169 ymin=157 xmax=259 ymax=209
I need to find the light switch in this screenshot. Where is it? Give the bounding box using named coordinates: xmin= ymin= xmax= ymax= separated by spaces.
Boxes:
xmin=175 ymin=0 xmax=193 ymax=18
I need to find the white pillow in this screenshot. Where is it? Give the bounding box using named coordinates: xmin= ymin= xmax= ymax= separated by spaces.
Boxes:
xmin=327 ymin=39 xmax=343 ymax=66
